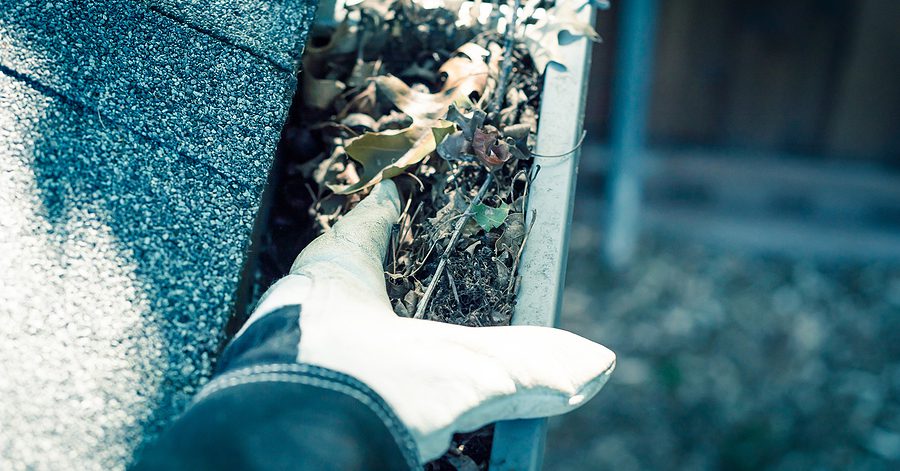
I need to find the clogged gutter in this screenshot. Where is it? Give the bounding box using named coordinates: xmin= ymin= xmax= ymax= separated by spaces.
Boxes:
xmin=250 ymin=0 xmax=601 ymax=468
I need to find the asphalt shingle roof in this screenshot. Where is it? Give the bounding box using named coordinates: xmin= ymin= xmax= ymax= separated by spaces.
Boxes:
xmin=0 ymin=0 xmax=315 ymax=468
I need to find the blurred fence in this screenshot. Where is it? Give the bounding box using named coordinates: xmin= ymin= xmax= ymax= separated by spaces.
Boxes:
xmin=591 ymin=0 xmax=900 ymax=265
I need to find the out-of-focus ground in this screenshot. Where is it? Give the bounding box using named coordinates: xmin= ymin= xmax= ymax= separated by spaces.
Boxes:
xmin=544 ymin=163 xmax=900 ymax=470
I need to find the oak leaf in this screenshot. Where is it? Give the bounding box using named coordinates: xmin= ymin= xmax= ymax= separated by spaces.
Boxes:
xmin=524 ymin=1 xmax=601 ymax=73
xmin=331 ymin=121 xmax=456 ymax=194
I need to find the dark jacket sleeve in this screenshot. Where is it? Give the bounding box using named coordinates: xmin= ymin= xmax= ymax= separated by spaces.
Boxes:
xmin=132 ymin=305 xmax=420 ymax=471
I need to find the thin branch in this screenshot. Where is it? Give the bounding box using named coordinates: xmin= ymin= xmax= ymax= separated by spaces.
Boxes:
xmin=390 ymin=224 xmax=399 ymax=273
xmin=446 ymin=270 xmax=463 ymax=316
xmin=402 ymin=171 xmax=426 ymax=191
xmin=507 ymin=209 xmax=536 ymax=295
xmin=488 ymin=0 xmax=521 ymax=117
xmin=398 ymin=202 xmax=422 ymax=247
xmin=414 ymin=172 xmax=495 ymax=319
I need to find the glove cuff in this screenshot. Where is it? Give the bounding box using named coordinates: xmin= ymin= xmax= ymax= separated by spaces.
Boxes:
xmin=181 ymin=304 xmax=421 ymax=470
xmin=196 ymin=362 xmax=421 ymax=470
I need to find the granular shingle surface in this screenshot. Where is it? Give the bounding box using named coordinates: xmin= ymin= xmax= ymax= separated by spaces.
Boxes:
xmin=0 ymin=0 xmax=311 ymax=191
xmin=147 ymin=0 xmax=316 ymax=70
xmin=0 ymin=0 xmax=315 ymax=468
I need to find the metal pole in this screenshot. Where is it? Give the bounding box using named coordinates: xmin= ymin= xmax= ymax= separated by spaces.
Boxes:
xmin=603 ymin=0 xmax=659 ymax=268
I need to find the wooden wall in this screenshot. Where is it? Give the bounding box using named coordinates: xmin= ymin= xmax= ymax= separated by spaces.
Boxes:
xmin=583 ymin=0 xmax=900 ymax=166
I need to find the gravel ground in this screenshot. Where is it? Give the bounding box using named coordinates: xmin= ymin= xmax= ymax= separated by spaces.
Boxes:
xmin=544 ymin=184 xmax=900 ymax=470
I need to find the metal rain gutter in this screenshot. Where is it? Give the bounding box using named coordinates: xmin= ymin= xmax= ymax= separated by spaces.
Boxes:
xmin=488 ymin=2 xmax=597 ymax=469
xmin=308 ymin=1 xmax=598 ymax=468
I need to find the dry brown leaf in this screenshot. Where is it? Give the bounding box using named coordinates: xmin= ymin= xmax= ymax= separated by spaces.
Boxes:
xmin=375 ymin=75 xmax=457 ymax=121
xmin=524 ymin=1 xmax=601 ymax=73
xmin=495 ymin=258 xmax=510 ymax=286
xmin=472 ymin=126 xmax=511 ymax=169
xmin=400 ymin=63 xmax=439 ymax=84
xmin=436 ymin=130 xmax=468 ymax=161
xmin=348 ymin=59 xmax=382 ymax=88
xmin=447 ymin=103 xmax=486 ymax=140
xmin=305 ymin=20 xmax=359 ymax=58
xmin=302 ymin=77 xmax=346 ymax=110
xmin=439 ymin=43 xmax=490 ymax=99
xmin=339 ymin=82 xmax=377 ymax=117
xmin=495 ymin=212 xmax=526 ymax=255
xmin=330 ymin=120 xmax=456 ymax=194
xmin=341 ymin=113 xmax=378 ymax=133
xmin=376 ymin=110 xmax=413 ymax=131
xmin=402 ymin=289 xmax=419 ymax=316
xmin=314 ymin=149 xmax=340 ymax=185
xmin=375 ymin=44 xmax=490 ymax=121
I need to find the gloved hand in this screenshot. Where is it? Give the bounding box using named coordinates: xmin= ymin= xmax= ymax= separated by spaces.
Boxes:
xmin=245 ymin=180 xmax=615 ymax=462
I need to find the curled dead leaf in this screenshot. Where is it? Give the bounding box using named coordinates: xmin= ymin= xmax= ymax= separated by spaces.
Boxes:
xmin=495 ymin=212 xmax=526 ymax=255
xmin=472 ymin=126 xmax=511 ymax=169
xmin=348 ymin=59 xmax=382 ymax=88
xmin=375 ymin=75 xmax=457 ymax=121
xmin=338 ymin=82 xmax=377 ymax=117
xmin=495 ymin=258 xmax=510 ymax=287
xmin=436 ymin=130 xmax=468 ymax=161
xmin=341 ymin=113 xmax=378 ymax=133
xmin=330 ymin=120 xmax=456 ymax=194
xmin=502 ymin=123 xmax=531 ymax=140
xmin=447 ymin=102 xmax=486 ymax=140
xmin=302 ymin=77 xmax=346 ymax=110
xmin=375 ymin=44 xmax=490 ymax=121
xmin=313 ymin=148 xmax=344 ymax=186
xmin=376 ymin=110 xmax=414 ymax=131
xmin=439 ymin=43 xmax=490 ymax=100
xmin=524 ymin=1 xmax=602 ymax=73
xmin=305 ymin=20 xmax=359 ymax=58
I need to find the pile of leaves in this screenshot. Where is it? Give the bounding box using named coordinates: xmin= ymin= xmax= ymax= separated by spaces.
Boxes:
xmin=254 ymin=0 xmax=601 ymax=468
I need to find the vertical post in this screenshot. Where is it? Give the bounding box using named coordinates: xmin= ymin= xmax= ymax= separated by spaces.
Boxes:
xmin=603 ymin=0 xmax=658 ymax=268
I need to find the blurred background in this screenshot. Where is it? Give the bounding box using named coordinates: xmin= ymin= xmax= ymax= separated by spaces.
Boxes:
xmin=544 ymin=0 xmax=900 ymax=469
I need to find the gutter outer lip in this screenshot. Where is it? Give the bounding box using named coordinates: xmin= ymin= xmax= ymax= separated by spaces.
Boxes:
xmin=489 ymin=3 xmax=597 ymax=470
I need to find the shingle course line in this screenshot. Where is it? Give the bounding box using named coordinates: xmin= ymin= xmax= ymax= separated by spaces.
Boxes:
xmin=0 ymin=63 xmax=255 ymax=199
xmin=147 ymin=6 xmax=294 ymax=75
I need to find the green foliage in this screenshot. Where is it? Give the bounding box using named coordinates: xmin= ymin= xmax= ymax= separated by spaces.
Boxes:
xmin=472 ymin=202 xmax=510 ymax=231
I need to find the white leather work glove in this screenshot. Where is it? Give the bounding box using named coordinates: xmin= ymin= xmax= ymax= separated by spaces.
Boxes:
xmin=244 ymin=180 xmax=615 ymax=462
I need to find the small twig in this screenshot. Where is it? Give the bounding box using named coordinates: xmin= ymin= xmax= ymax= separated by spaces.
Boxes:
xmin=511 ymin=167 xmax=530 ymax=213
xmin=403 ymin=171 xmax=426 ymax=191
xmin=446 ymin=270 xmax=463 ymax=315
xmin=507 ymin=210 xmax=536 ymax=294
xmin=488 ymin=0 xmax=521 ymax=117
xmin=429 ymin=212 xmax=468 ymax=235
xmin=390 ymin=224 xmax=399 ymax=273
xmin=312 ymin=122 xmax=361 ymax=138
xmin=399 ymin=192 xmax=414 ymax=225
xmin=414 ymin=172 xmax=495 ymax=319
xmin=398 ymin=202 xmax=422 ymax=246
xmin=404 ymin=211 xmax=469 ymax=277
xmin=405 ymin=240 xmax=437 ymax=277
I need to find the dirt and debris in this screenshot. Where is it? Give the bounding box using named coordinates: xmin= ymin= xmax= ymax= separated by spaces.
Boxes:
xmin=251 ymin=0 xmax=600 ymax=468
xmin=284 ymin=0 xmax=598 ymax=332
